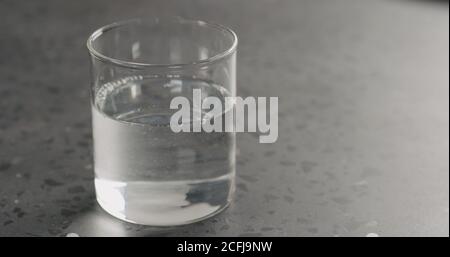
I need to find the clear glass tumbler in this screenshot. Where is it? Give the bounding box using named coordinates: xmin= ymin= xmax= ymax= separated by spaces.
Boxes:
xmin=86 ymin=17 xmax=237 ymax=226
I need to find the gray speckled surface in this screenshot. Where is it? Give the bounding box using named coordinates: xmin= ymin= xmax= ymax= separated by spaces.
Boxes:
xmin=0 ymin=0 xmax=448 ymax=237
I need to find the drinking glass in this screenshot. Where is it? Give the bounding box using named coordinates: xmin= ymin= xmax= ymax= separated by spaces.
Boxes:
xmin=86 ymin=17 xmax=237 ymax=226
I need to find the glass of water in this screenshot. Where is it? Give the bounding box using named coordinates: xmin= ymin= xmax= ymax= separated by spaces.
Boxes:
xmin=87 ymin=17 xmax=237 ymax=226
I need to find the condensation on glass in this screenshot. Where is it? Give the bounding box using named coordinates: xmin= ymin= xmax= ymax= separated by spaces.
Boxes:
xmin=87 ymin=17 xmax=237 ymax=226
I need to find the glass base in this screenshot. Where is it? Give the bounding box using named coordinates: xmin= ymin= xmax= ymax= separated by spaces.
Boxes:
xmin=95 ymin=177 xmax=234 ymax=226
xmin=97 ymin=197 xmax=231 ymax=226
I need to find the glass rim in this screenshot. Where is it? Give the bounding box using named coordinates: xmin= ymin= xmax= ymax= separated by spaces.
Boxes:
xmin=86 ymin=17 xmax=238 ymax=69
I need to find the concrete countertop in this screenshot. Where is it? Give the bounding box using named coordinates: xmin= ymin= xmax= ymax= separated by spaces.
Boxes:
xmin=0 ymin=0 xmax=448 ymax=236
